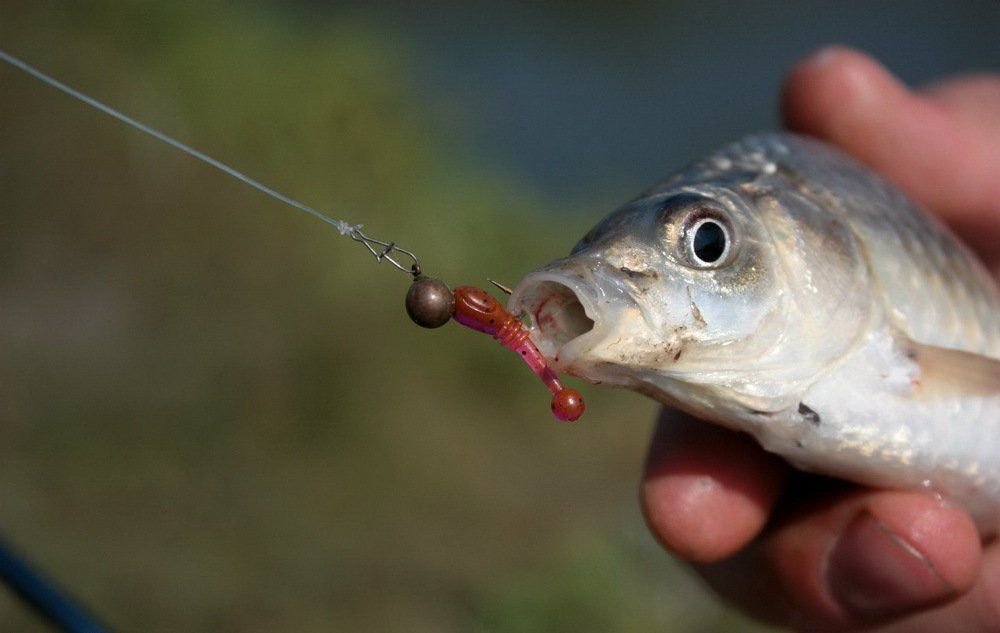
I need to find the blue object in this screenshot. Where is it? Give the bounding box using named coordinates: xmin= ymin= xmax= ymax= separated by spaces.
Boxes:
xmin=0 ymin=538 xmax=112 ymax=633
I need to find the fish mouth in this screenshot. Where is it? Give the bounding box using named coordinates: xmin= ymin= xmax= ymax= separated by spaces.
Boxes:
xmin=508 ymin=266 xmax=608 ymax=370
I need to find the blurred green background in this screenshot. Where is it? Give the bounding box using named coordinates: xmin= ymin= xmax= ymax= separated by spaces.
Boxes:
xmin=0 ymin=2 xmax=996 ymax=631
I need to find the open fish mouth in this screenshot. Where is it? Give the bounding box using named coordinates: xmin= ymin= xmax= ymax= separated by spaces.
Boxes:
xmin=508 ymin=267 xmax=607 ymax=369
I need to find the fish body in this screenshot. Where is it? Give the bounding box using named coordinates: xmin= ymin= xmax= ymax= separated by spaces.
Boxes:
xmin=509 ymin=133 xmax=1000 ymax=532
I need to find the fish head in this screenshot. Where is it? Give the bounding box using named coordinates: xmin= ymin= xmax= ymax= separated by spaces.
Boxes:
xmin=509 ymin=173 xmax=874 ymax=424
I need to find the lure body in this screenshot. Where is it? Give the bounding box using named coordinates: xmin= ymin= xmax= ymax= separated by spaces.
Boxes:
xmin=509 ymin=133 xmax=1000 ymax=531
xmin=452 ymin=286 xmax=584 ymax=421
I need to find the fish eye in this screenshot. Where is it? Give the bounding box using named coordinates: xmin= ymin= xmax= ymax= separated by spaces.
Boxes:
xmin=684 ymin=215 xmax=732 ymax=267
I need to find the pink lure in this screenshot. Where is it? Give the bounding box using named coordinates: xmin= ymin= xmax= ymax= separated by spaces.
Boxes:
xmin=451 ymin=286 xmax=584 ymax=422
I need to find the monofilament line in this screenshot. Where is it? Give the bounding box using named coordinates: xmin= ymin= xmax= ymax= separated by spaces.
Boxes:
xmin=1 ymin=48 xmax=423 ymax=275
xmin=0 ymin=50 xmax=358 ymax=235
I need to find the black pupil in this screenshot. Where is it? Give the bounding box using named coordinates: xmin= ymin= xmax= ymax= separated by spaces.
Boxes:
xmin=692 ymin=221 xmax=726 ymax=263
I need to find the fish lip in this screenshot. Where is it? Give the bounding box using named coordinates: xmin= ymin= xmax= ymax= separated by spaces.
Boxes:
xmin=508 ymin=267 xmax=607 ymax=370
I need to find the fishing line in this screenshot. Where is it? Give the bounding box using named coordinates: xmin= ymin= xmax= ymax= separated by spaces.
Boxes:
xmin=0 ymin=47 xmax=583 ymax=410
xmin=0 ymin=43 xmax=586 ymax=630
xmin=1 ymin=48 xmax=585 ymax=418
xmin=0 ymin=48 xmax=421 ymax=276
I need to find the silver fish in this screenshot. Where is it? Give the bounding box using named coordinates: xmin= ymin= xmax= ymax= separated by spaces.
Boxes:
xmin=509 ymin=133 xmax=1000 ymax=533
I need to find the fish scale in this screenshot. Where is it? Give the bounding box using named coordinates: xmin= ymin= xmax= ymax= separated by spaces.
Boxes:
xmin=510 ymin=132 xmax=1000 ymax=533
xmin=748 ymin=134 xmax=1000 ymax=356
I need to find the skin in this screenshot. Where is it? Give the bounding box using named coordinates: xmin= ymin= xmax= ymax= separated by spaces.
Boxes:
xmin=641 ymin=47 xmax=1000 ymax=632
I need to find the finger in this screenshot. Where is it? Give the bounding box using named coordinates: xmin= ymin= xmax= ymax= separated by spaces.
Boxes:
xmin=873 ymin=541 xmax=1000 ymax=633
xmin=923 ymin=74 xmax=1000 ymax=138
xmin=641 ymin=408 xmax=788 ymax=563
xmin=781 ymin=46 xmax=1000 ymax=268
xmin=695 ymin=487 xmax=983 ymax=631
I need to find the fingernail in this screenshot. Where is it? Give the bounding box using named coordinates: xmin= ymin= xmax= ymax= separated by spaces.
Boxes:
xmin=828 ymin=511 xmax=954 ymax=619
xmin=800 ymin=45 xmax=842 ymax=68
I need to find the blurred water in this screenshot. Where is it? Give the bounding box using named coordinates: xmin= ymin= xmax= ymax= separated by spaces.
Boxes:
xmin=358 ymin=1 xmax=999 ymax=200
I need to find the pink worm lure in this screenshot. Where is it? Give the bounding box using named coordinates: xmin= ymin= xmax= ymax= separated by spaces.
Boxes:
xmin=451 ymin=286 xmax=585 ymax=422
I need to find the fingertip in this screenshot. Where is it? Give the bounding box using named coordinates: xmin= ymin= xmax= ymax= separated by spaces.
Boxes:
xmin=641 ymin=409 xmax=787 ymax=563
xmin=642 ymin=470 xmax=753 ymax=563
xmin=781 ymin=46 xmax=1000 ymax=229
xmin=824 ymin=493 xmax=982 ymax=624
xmin=764 ymin=490 xmax=982 ymax=627
xmin=781 ymin=45 xmax=908 ymax=142
xmin=865 ymin=493 xmax=983 ymax=596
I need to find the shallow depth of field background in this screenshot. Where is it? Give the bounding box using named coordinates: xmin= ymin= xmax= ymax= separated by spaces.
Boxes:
xmin=1 ymin=2 xmax=996 ymax=631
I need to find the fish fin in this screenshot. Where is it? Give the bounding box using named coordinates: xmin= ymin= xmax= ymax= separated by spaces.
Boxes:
xmin=909 ymin=342 xmax=1000 ymax=397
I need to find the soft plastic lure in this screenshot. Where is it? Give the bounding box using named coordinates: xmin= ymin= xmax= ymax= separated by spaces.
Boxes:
xmin=406 ymin=278 xmax=585 ymax=421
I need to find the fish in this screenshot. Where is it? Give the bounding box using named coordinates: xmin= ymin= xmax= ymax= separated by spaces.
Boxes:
xmin=508 ymin=132 xmax=1000 ymax=533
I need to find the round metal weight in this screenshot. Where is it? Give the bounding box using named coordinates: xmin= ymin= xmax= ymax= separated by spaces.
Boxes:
xmin=405 ymin=277 xmax=455 ymax=328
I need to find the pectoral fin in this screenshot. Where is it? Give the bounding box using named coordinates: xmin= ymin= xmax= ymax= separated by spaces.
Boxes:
xmin=910 ymin=342 xmax=1000 ymax=397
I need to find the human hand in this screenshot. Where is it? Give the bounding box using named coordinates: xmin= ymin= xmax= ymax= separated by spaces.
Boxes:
xmin=641 ymin=47 xmax=1000 ymax=632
